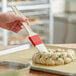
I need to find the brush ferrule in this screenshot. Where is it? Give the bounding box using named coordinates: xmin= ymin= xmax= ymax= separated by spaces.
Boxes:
xmin=29 ymin=35 xmax=43 ymax=46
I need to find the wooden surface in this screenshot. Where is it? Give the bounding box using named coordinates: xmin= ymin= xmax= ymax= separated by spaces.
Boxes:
xmin=0 ymin=44 xmax=76 ymax=76
xmin=30 ymin=70 xmax=64 ymax=76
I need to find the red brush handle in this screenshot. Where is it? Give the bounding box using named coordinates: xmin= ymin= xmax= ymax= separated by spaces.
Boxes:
xmin=29 ymin=35 xmax=43 ymax=46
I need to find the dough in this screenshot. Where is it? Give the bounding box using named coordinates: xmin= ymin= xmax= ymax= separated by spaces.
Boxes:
xmin=32 ymin=49 xmax=76 ymax=66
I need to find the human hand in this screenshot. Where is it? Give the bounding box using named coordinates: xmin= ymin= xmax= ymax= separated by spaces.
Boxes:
xmin=0 ymin=12 xmax=27 ymax=33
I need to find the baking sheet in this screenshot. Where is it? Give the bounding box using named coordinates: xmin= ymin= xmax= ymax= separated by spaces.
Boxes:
xmin=31 ymin=45 xmax=76 ymax=76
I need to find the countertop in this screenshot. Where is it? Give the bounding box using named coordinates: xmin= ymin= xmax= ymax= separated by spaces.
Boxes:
xmin=0 ymin=44 xmax=76 ymax=76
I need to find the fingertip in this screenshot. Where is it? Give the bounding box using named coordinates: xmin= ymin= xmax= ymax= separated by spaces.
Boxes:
xmin=21 ymin=18 xmax=29 ymax=22
xmin=21 ymin=18 xmax=26 ymax=22
xmin=20 ymin=25 xmax=24 ymax=29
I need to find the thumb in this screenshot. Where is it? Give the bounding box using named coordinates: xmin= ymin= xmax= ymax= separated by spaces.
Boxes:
xmin=15 ymin=15 xmax=26 ymax=22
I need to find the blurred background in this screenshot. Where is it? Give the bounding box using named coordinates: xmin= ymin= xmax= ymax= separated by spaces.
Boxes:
xmin=0 ymin=0 xmax=76 ymax=46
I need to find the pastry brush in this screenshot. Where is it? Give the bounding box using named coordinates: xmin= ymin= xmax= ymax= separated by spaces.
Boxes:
xmin=11 ymin=5 xmax=49 ymax=53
